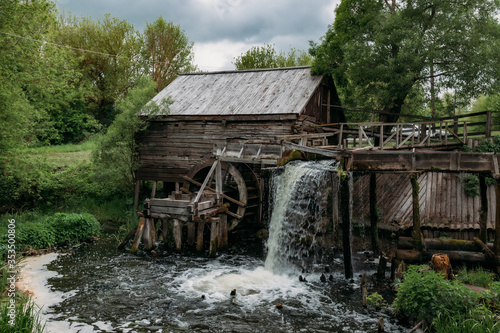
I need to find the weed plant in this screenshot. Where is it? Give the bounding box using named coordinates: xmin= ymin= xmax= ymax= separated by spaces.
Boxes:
xmin=0 ymin=297 xmax=45 ymax=333
xmin=456 ymin=266 xmax=497 ymax=288
xmin=431 ymin=305 xmax=500 ymax=333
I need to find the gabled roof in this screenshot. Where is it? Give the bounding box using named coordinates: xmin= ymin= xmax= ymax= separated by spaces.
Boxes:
xmin=149 ymin=66 xmax=323 ymax=116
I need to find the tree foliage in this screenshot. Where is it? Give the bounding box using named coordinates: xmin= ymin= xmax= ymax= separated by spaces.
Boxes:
xmin=0 ymin=2 xmax=196 ymax=149
xmin=234 ymin=44 xmax=313 ymax=70
xmin=142 ymin=17 xmax=196 ymax=92
xmin=57 ymin=13 xmax=142 ymax=125
xmin=311 ymin=0 xmax=500 ymax=123
xmin=92 ymin=76 xmax=170 ymax=192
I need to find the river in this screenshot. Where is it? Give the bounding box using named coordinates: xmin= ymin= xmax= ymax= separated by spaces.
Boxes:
xmin=18 ymin=161 xmax=408 ymax=332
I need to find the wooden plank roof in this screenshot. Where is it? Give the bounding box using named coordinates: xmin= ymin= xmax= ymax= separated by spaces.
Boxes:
xmin=147 ymin=66 xmax=323 ymax=116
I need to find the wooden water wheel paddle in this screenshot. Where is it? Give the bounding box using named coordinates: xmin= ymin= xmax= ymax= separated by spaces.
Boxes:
xmin=183 ymin=159 xmax=261 ymax=231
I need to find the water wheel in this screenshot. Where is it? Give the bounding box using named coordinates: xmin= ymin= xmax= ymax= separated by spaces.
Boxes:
xmin=184 ymin=160 xmax=261 ymax=231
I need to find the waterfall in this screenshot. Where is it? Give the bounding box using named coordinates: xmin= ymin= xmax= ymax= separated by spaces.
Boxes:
xmin=264 ymin=160 xmax=338 ymax=274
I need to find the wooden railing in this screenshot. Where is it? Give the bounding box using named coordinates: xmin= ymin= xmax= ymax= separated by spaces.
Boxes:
xmin=280 ymin=121 xmax=468 ymax=151
xmin=440 ymin=110 xmax=500 ymax=138
xmin=328 ymin=105 xmax=500 ymax=138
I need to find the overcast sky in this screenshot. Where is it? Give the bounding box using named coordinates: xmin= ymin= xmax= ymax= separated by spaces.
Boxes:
xmin=54 ymin=0 xmax=340 ymax=71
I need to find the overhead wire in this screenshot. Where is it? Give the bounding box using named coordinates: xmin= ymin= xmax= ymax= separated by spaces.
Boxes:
xmin=0 ymin=30 xmax=213 ymax=70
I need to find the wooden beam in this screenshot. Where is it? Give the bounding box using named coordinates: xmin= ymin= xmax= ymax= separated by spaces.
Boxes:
xmin=194 ymin=160 xmax=218 ymax=204
xmin=182 ymin=175 xmax=246 ymax=207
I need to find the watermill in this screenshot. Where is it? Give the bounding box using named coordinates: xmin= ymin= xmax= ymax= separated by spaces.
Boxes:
xmin=121 ymin=142 xmax=283 ymax=256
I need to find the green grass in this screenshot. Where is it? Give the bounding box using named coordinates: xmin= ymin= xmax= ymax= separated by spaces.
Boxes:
xmin=21 ymin=140 xmax=96 ymax=168
xmin=456 ymin=266 xmax=497 ymax=288
xmin=0 ymin=296 xmax=45 ymax=333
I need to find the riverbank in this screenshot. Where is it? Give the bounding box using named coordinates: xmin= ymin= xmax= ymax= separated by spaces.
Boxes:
xmin=15 ymin=253 xmax=101 ymax=333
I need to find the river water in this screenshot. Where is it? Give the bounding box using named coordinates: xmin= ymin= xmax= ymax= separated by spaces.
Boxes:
xmin=28 ymin=161 xmax=408 ymax=332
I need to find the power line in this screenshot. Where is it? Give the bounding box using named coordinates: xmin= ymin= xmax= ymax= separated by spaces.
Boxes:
xmin=0 ymin=30 xmax=186 ymax=68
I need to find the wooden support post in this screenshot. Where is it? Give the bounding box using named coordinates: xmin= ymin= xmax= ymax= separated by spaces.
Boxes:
xmin=161 ymin=218 xmax=169 ymax=248
xmin=479 ymin=174 xmax=488 ymax=243
xmin=376 ymin=255 xmax=387 ymax=280
xmin=410 ymin=174 xmax=423 ymax=252
xmin=173 ymin=219 xmax=182 ymax=252
xmin=133 ymin=180 xmax=140 ymax=210
xmin=130 ymin=217 xmax=146 ymax=253
xmin=220 ymin=214 xmax=228 ymax=248
xmin=209 ymin=218 xmax=220 ymax=258
xmin=196 ymin=222 xmax=205 ymax=252
xmin=149 ymin=218 xmax=156 ymax=247
xmin=151 ymin=181 xmax=157 ymax=198
xmin=495 ymin=180 xmax=500 ymax=264
xmin=486 ymin=111 xmax=493 ymax=138
xmin=142 ymin=218 xmax=153 ymax=250
xmin=369 ymin=173 xmax=380 ymax=256
xmin=143 ymin=218 xmax=156 ymax=251
xmin=187 ymin=222 xmax=196 ymax=246
xmin=339 ymin=173 xmax=353 ymax=279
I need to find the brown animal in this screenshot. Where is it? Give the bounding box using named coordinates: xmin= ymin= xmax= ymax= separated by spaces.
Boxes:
xmin=430 ymin=253 xmax=454 ymax=280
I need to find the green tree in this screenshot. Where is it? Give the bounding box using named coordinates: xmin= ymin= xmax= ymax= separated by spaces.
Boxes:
xmin=233 ymin=44 xmax=313 ymax=70
xmin=141 ymin=17 xmax=197 ymax=92
xmin=311 ymin=0 xmax=500 ymax=124
xmin=92 ymin=76 xmax=170 ymax=193
xmin=57 ymin=13 xmax=142 ymax=125
xmin=0 ymin=0 xmax=56 ymax=151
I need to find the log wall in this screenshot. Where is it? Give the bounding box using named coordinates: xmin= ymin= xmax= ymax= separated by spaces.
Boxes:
xmin=136 ymin=115 xmax=303 ymax=182
xmin=353 ymin=172 xmax=496 ymax=239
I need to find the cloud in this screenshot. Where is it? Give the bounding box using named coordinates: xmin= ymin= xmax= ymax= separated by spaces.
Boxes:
xmin=55 ymin=0 xmax=339 ymax=70
xmin=193 ymin=39 xmax=251 ymax=71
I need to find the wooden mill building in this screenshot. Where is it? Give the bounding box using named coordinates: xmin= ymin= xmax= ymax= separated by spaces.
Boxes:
xmin=136 ymin=66 xmax=345 ymax=230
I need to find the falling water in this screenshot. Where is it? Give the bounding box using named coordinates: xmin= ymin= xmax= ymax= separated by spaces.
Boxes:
xmin=264 ymin=160 xmax=337 ymax=274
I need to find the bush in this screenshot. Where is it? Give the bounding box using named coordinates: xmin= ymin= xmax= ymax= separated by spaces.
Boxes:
xmin=47 ymin=213 xmax=100 ymax=245
xmin=393 ymin=265 xmax=478 ymax=323
xmin=15 ymin=222 xmax=56 ymax=250
xmin=0 ymin=213 xmax=100 ymax=254
xmin=460 ymin=174 xmax=480 ymax=197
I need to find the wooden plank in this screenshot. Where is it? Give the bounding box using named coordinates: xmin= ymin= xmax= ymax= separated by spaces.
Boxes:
xmin=151 ymin=198 xmax=190 ymax=207
xmin=150 ymin=206 xmax=188 ymax=215
xmin=282 ymin=142 xmax=340 ymax=158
